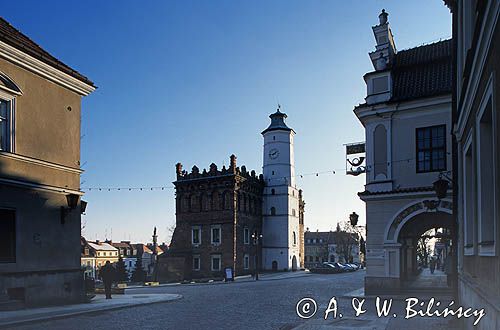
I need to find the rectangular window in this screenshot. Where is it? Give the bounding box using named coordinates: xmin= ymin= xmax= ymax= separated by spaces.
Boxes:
xmin=477 ymin=97 xmax=495 ymax=255
xmin=192 ymin=226 xmax=201 ymax=245
xmin=211 ymin=255 xmax=221 ymax=271
xmin=0 ymin=99 xmax=10 ymax=151
xmin=193 ymin=255 xmax=200 ymax=271
xmin=416 ymin=125 xmax=447 ymax=173
xmin=211 ymin=225 xmax=221 ymax=245
xmin=243 ymin=227 xmax=249 ymax=245
xmin=243 ymin=254 xmax=249 ymax=269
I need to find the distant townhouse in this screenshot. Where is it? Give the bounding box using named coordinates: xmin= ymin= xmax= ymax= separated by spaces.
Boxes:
xmin=110 ymin=241 xmax=136 ymax=276
xmin=304 ymin=230 xmax=360 ymax=269
xmin=133 ymin=244 xmax=164 ymax=276
xmin=81 ymin=237 xmax=96 ymax=279
xmin=0 ymin=17 xmax=95 ymax=306
xmin=87 ymin=241 xmax=119 ymax=270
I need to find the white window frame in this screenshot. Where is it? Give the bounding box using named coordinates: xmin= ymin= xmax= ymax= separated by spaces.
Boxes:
xmin=211 ymin=225 xmax=221 ymax=245
xmin=0 ymin=92 xmax=16 ymax=153
xmin=475 ymin=76 xmax=496 ymax=256
xmin=462 ymin=131 xmax=475 ymax=256
xmin=243 ymin=254 xmax=249 ymax=270
xmin=193 ymin=255 xmax=200 ymax=271
xmin=211 ymin=254 xmax=221 ymax=271
xmin=192 ymin=226 xmax=201 ymax=246
xmin=243 ymin=227 xmax=249 ymax=245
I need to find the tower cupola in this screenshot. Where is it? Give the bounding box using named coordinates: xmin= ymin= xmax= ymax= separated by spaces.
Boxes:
xmin=262 ymin=106 xmax=294 ymax=135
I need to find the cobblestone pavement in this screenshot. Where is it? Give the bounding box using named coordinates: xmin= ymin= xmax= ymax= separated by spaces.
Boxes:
xmin=5 ymin=270 xmax=461 ymax=330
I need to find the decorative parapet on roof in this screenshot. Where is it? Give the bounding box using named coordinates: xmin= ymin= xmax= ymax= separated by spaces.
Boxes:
xmin=175 ymin=154 xmax=263 ymax=183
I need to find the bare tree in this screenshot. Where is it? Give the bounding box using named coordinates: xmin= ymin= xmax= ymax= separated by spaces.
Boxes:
xmin=165 ymin=223 xmax=176 ymax=245
xmin=335 ymin=221 xmax=359 ymax=263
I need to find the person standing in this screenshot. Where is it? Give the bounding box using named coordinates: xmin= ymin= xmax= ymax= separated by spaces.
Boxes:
xmin=429 ymin=257 xmax=436 ymax=274
xmin=100 ymin=261 xmax=115 ymax=299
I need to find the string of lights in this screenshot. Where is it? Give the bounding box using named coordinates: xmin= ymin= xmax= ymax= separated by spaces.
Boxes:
xmin=81 ymin=153 xmax=448 ymax=192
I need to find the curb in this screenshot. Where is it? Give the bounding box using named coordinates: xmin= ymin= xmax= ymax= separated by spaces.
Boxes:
xmin=0 ymin=294 xmax=183 ymax=328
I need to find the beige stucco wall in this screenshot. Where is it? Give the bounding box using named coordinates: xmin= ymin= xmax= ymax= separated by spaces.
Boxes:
xmin=0 ymin=56 xmax=82 ymax=182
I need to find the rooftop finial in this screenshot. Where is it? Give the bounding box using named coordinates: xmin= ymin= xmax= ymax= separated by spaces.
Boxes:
xmin=379 ymin=9 xmax=388 ymax=25
xmin=277 ymin=103 xmax=281 ymax=112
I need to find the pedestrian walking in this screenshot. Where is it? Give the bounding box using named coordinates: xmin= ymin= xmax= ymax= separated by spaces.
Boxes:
xmin=429 ymin=257 xmax=436 ymax=274
xmin=100 ymin=261 xmax=115 ymax=299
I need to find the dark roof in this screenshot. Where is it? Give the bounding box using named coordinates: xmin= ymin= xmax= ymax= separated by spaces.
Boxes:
xmin=358 ymin=186 xmax=435 ymax=196
xmin=0 ymin=17 xmax=94 ymax=87
xmin=305 ymin=231 xmax=347 ymax=245
xmin=390 ymin=39 xmax=452 ymax=102
xmin=262 ymin=108 xmax=294 ymax=135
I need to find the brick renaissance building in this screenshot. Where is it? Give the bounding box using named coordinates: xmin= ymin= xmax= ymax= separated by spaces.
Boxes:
xmin=158 ymin=155 xmax=264 ymax=280
xmin=159 ymin=109 xmax=305 ymax=281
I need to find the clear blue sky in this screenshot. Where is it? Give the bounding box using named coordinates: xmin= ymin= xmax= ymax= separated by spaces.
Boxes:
xmin=5 ymin=1 xmax=451 ymax=243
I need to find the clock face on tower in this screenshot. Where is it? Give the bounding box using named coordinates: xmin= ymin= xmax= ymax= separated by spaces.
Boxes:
xmin=269 ymin=148 xmax=279 ymax=159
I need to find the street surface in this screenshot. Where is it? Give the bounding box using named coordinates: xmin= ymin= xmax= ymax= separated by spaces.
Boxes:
xmin=6 ymin=270 xmax=458 ymax=330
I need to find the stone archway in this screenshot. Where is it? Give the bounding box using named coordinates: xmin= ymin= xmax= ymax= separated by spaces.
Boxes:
xmin=397 ymin=211 xmax=454 ymax=284
xmin=380 ymin=199 xmax=454 ymax=292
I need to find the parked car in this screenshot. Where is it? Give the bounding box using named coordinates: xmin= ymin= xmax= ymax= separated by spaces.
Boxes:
xmin=310 ymin=263 xmax=343 ymax=274
xmin=334 ymin=262 xmax=355 ymax=272
xmin=346 ymin=263 xmax=359 ymax=270
xmin=322 ymin=262 xmax=345 ymax=273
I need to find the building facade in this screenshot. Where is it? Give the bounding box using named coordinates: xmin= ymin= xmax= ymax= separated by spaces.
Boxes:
xmin=158 ymin=155 xmax=264 ymax=281
xmin=87 ymin=241 xmax=119 ymax=270
xmin=159 ymin=109 xmax=305 ymax=281
xmin=304 ymin=230 xmax=360 ymax=269
xmin=0 ymin=17 xmax=95 ymax=306
xmin=354 ymin=10 xmax=453 ymax=294
xmin=445 ymin=1 xmax=500 ymax=328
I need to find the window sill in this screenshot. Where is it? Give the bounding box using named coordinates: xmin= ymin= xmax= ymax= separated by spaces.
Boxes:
xmin=478 ymin=243 xmax=496 ymax=256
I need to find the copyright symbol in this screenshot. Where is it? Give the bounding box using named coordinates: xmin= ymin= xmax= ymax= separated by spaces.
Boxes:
xmin=296 ymin=297 xmax=317 ymax=319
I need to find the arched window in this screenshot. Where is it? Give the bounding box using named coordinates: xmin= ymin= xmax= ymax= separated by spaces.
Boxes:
xmin=181 ymin=195 xmax=189 ymax=213
xmin=190 ymin=194 xmax=199 ymax=212
xmin=270 ymin=207 xmax=276 ymax=216
xmin=211 ymin=191 xmax=220 ymax=210
xmin=201 ymin=194 xmax=209 ymax=211
xmin=373 ymin=124 xmax=388 ymax=180
xmin=0 ymin=72 xmax=21 ymax=152
xmin=223 ymin=191 xmax=232 ymax=210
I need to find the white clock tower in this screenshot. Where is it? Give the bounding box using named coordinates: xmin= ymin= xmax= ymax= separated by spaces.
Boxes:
xmin=261 ymin=106 xmax=300 ymax=271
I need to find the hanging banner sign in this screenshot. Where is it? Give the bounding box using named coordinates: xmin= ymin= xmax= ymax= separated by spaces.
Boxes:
xmin=345 ymin=142 xmax=366 ymax=176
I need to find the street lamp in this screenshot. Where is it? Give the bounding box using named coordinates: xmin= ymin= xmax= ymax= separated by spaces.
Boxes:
xmin=61 ymin=193 xmax=81 ymax=224
xmin=252 ymin=231 xmax=262 ymax=280
xmin=349 ymin=212 xmax=359 ymax=227
xmin=433 ymin=171 xmax=452 ymax=200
